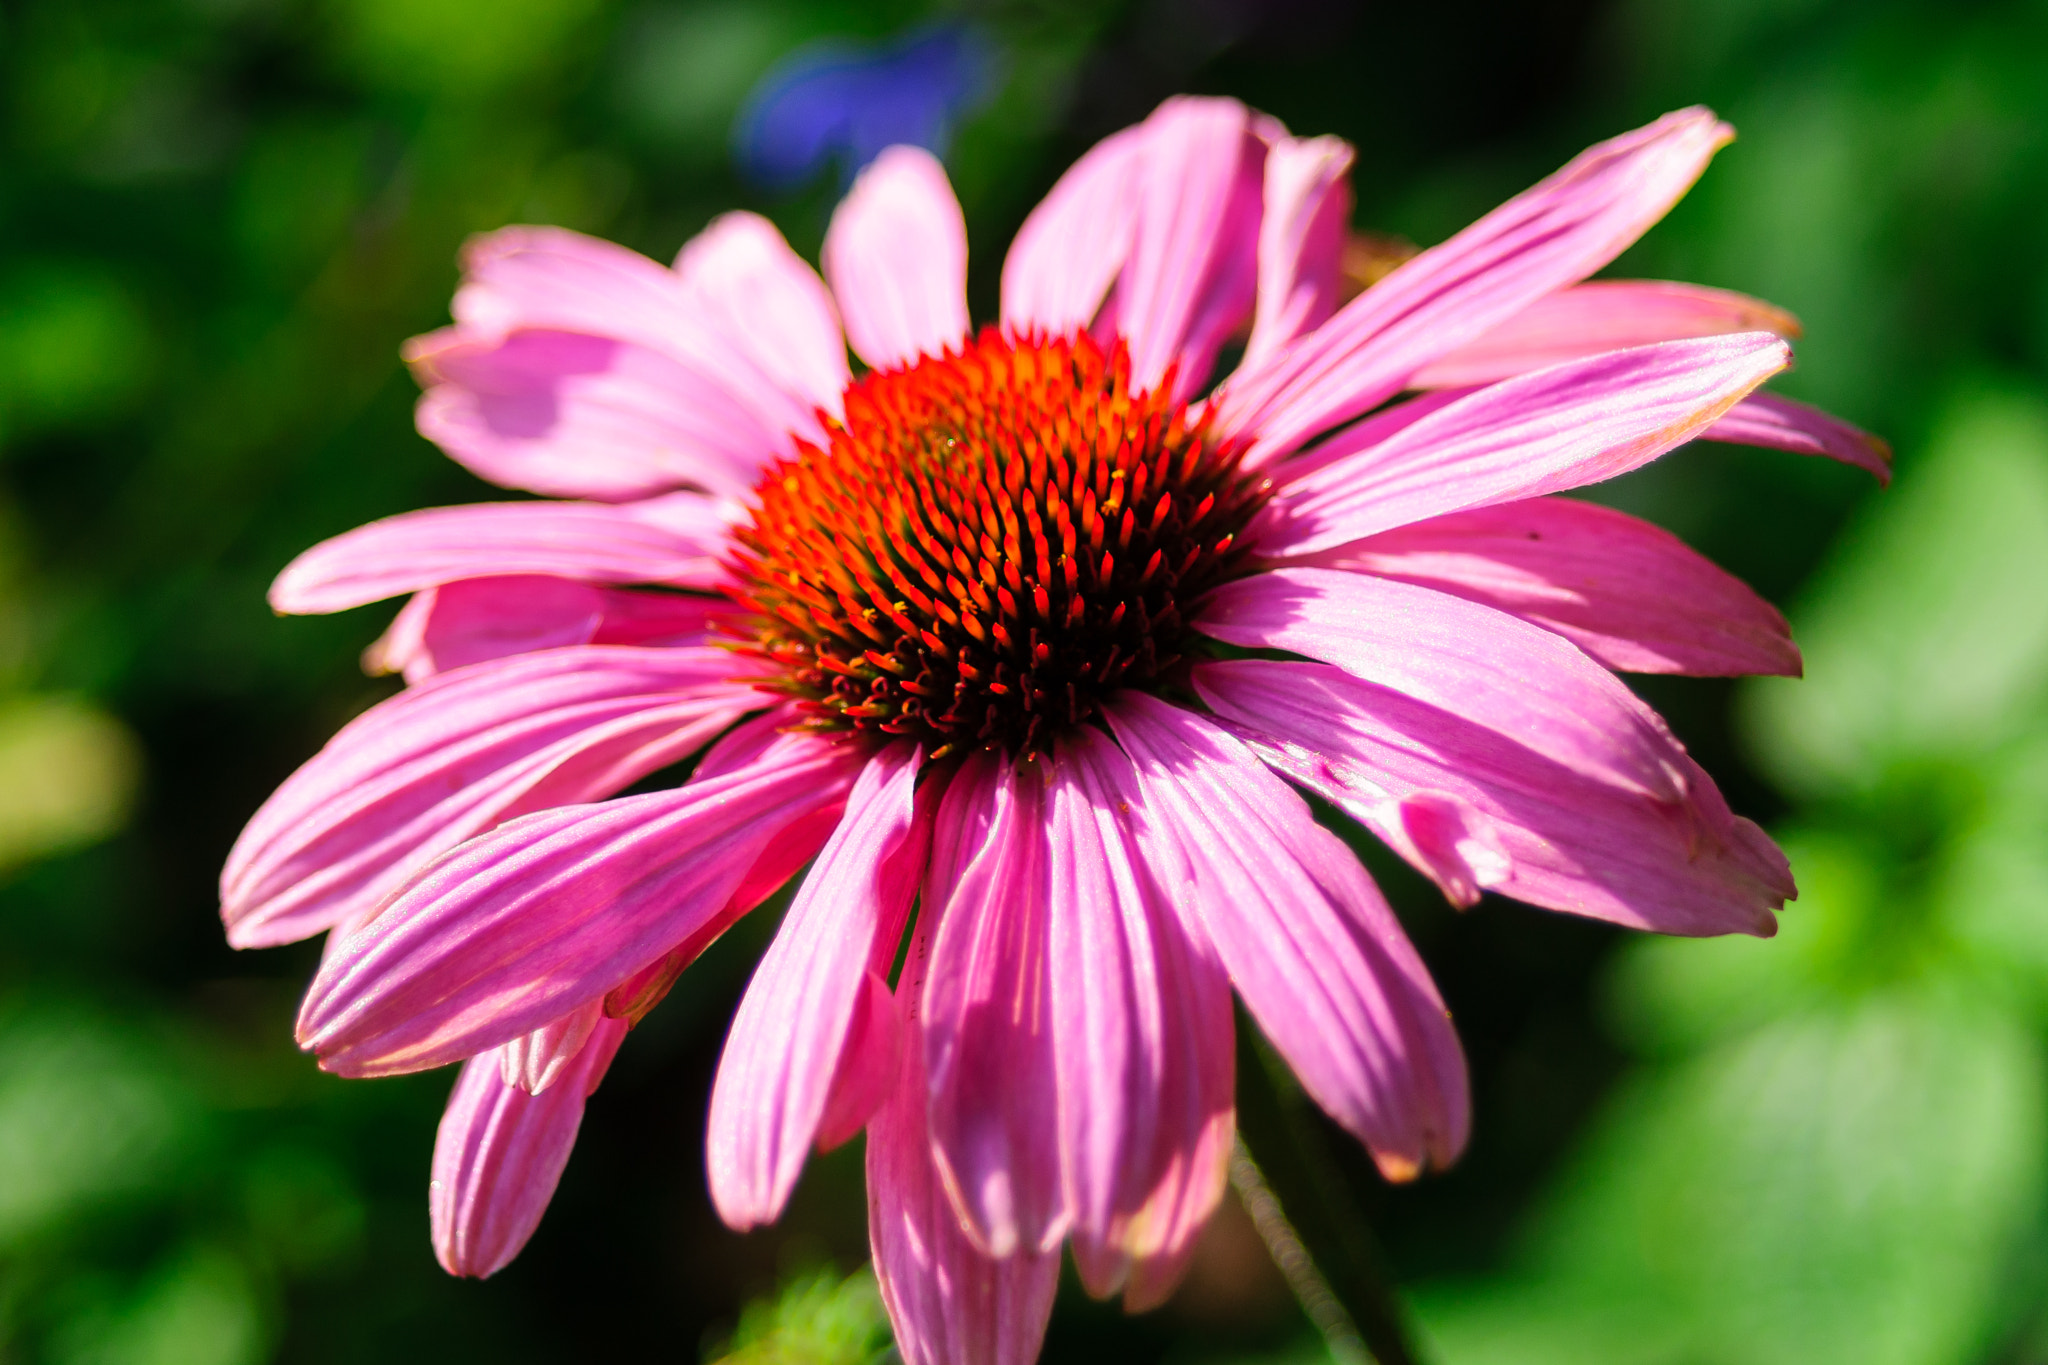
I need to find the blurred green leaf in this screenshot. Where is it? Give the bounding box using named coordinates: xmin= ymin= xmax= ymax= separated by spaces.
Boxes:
xmin=328 ymin=0 xmax=608 ymax=96
xmin=1941 ymin=732 xmax=2048 ymax=1004
xmin=613 ymin=1 xmax=806 ymax=151
xmin=0 ymin=1005 xmax=194 ymax=1248
xmin=1744 ymin=383 xmax=2048 ymax=796
xmin=1421 ymin=988 xmax=2045 ymax=1365
xmin=1604 ymin=828 xmax=1896 ymax=1056
xmin=0 ymin=265 xmax=154 ymax=439
xmin=706 ymin=1267 xmax=893 ymax=1365
xmin=0 ymin=696 xmax=140 ymax=871
xmin=50 ymin=1244 xmax=268 ymax=1365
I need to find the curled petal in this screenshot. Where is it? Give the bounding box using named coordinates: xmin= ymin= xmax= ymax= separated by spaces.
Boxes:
xmin=297 ymin=734 xmax=863 ymax=1077
xmin=920 ymin=750 xmax=1066 ymax=1258
xmin=364 ymin=577 xmax=720 ymax=683
xmin=1103 ymin=693 xmax=1468 ymax=1182
xmin=1293 ymin=498 xmax=1799 ymax=677
xmin=824 ymin=147 xmax=970 ymax=370
xmin=1110 ymin=97 xmax=1268 ymax=399
xmin=1242 ymin=134 xmax=1355 ymax=373
xmin=1409 ymin=279 xmax=1801 ymax=389
xmin=432 ymin=1015 xmax=626 ymax=1277
xmin=222 ymin=645 xmax=760 ymax=948
xmin=500 ymin=999 xmax=605 ymax=1095
xmin=1215 ymin=107 xmax=1735 ymax=463
xmin=270 ymin=493 xmax=729 ymax=615
xmin=444 ymin=224 xmax=824 ymax=446
xmin=408 ymin=328 xmax=787 ymax=503
xmin=708 ymin=743 xmax=931 ymax=1230
xmin=1261 ymin=333 xmax=1789 ymax=555
xmin=1196 ymin=659 xmax=1790 ymax=934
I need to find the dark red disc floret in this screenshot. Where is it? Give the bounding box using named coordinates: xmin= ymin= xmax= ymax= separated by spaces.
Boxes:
xmin=724 ymin=328 xmax=1271 ymax=758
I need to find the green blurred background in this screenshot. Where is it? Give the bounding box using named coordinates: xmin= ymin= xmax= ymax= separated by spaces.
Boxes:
xmin=3 ymin=0 xmax=2047 ymax=1361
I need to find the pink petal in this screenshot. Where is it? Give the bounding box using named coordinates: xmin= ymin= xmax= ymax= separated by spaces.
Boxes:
xmin=1241 ymin=134 xmax=1355 ymax=373
xmin=1049 ymin=728 xmax=1234 ymax=1307
xmin=499 ymin=999 xmax=606 ymax=1094
xmin=1195 ymin=659 xmax=1790 ymax=934
xmin=1268 ymin=386 xmax=1476 ymax=486
xmin=999 ymin=126 xmax=1146 ymax=335
xmin=1102 ymin=693 xmax=1468 ymax=1180
xmin=823 ymin=147 xmax=970 ymax=370
xmin=221 ymin=645 xmax=761 ymax=949
xmin=1262 ymin=333 xmax=1789 ymax=555
xmin=673 ymin=210 xmax=849 ymax=419
xmin=1214 ymin=108 xmax=1735 ymax=463
xmin=816 ymin=967 xmax=908 ymax=1151
xmin=1409 ymin=279 xmax=1801 ymax=389
xmin=920 ymin=750 xmax=1066 ymax=1258
xmin=296 ymin=732 xmax=864 ymax=1077
xmin=409 ymin=328 xmax=787 ymax=503
xmin=365 ymin=577 xmax=721 ymax=684
xmin=269 ymin=493 xmax=730 ymax=615
xmin=445 ymin=225 xmax=824 ymax=447
xmin=1294 ymin=498 xmax=1799 ymax=677
xmin=431 ymin=1015 xmax=626 ymax=1277
xmin=1111 ymin=97 xmax=1267 ymax=399
xmin=1199 ymin=568 xmax=1693 ymax=802
xmin=869 ymin=922 xmax=1060 ymax=1365
xmin=1702 ymin=390 xmax=1893 ymax=484
xmin=707 ymin=743 xmax=930 ymax=1230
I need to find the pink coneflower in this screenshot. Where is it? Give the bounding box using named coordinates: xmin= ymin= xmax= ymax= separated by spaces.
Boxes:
xmin=223 ymin=99 xmax=1885 ymax=1359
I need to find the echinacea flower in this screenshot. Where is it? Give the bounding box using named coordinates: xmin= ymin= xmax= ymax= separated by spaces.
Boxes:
xmin=223 ymin=99 xmax=1887 ymax=1361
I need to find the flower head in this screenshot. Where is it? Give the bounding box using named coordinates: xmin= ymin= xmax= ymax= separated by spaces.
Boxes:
xmin=225 ymin=97 xmax=1886 ymax=1357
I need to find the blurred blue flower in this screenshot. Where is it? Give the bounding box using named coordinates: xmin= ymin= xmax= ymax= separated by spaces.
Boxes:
xmin=733 ymin=24 xmax=996 ymax=190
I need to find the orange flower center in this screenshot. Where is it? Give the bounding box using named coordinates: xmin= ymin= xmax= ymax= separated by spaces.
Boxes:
xmin=726 ymin=329 xmax=1270 ymax=758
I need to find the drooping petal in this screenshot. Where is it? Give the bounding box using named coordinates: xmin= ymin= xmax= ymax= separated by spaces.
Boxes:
xmin=499 ymin=998 xmax=606 ymax=1094
xmin=1262 ymin=333 xmax=1789 ymax=555
xmin=1198 ymin=568 xmax=1693 ymax=802
xmin=869 ymin=938 xmax=1059 ymax=1365
xmin=1107 ymin=97 xmax=1267 ymax=399
xmin=1293 ymin=498 xmax=1799 ymax=677
xmin=1408 ymin=280 xmax=1801 ymax=389
xmin=1000 ymin=126 xmax=1146 ymax=335
xmin=221 ymin=645 xmax=762 ymax=949
xmin=673 ymin=210 xmax=849 ymax=418
xmin=269 ymin=493 xmax=730 ymax=615
xmin=1214 ymin=108 xmax=1735 ymax=462
xmin=707 ymin=743 xmax=930 ymax=1230
xmin=1102 ymin=693 xmax=1468 ymax=1180
xmin=446 ymin=225 xmax=824 ymax=446
xmin=364 ymin=577 xmax=720 ymax=684
xmin=408 ymin=328 xmax=787 ymax=503
xmin=1241 ymin=134 xmax=1354 ymax=373
xmin=296 ymin=733 xmax=864 ymax=1077
xmin=1195 ymin=659 xmax=1790 ymax=934
xmin=1702 ymin=390 xmax=1893 ymax=484
xmin=823 ymin=146 xmax=970 ymax=370
xmin=1049 ymin=727 xmax=1234 ymax=1306
xmin=920 ymin=750 xmax=1066 ymax=1258
xmin=431 ymin=1016 xmax=626 ymax=1277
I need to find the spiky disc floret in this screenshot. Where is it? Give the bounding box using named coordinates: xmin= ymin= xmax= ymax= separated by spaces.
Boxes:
xmin=726 ymin=328 xmax=1271 ymax=758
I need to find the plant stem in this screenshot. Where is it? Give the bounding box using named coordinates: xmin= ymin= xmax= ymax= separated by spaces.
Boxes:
xmin=1232 ymin=1015 xmax=1425 ymax=1365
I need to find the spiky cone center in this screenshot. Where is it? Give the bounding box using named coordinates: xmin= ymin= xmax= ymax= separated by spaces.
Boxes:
xmin=725 ymin=329 xmax=1271 ymax=759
